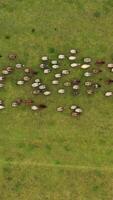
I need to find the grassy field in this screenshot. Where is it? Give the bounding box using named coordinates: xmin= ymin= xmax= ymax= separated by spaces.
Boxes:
xmin=0 ymin=0 xmax=113 ymax=199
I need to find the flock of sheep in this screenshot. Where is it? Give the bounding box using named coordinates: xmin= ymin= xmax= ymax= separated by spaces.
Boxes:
xmin=0 ymin=49 xmax=113 ymax=117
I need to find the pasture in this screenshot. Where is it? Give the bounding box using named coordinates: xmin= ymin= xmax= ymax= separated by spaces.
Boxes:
xmin=0 ymin=0 xmax=113 ymax=199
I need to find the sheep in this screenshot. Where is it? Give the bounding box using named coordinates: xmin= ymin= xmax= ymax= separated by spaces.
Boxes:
xmin=71 ymin=112 xmax=78 ymax=117
xmin=32 ymin=89 xmax=41 ymax=95
xmin=8 ymin=53 xmax=17 ymax=60
xmin=92 ymin=68 xmax=102 ymax=74
xmin=71 ymin=63 xmax=80 ymax=68
xmin=68 ymin=56 xmax=76 ymax=61
xmin=70 ymin=49 xmax=77 ymax=54
xmin=11 ymin=99 xmax=23 ymax=107
xmin=0 ymin=76 xmax=4 ymax=81
xmin=23 ymin=76 xmax=31 ymax=82
xmin=64 ymin=82 xmax=71 ymax=87
xmin=84 ymin=81 xmax=92 ymax=87
xmin=72 ymin=79 xmax=81 ymax=85
xmin=52 ymin=80 xmax=59 ymax=85
xmin=84 ymin=72 xmax=92 ymax=77
xmin=31 ymin=105 xmax=39 ymax=111
xmin=92 ymin=83 xmax=101 ymax=89
xmin=0 ymin=100 xmax=4 ymax=105
xmin=41 ymin=56 xmax=48 ymax=61
xmin=106 ymin=79 xmax=113 ymax=84
xmin=7 ymin=66 xmax=13 ymax=72
xmin=24 ymin=68 xmax=31 ymax=73
xmin=12 ymin=102 xmax=18 ymax=107
xmin=2 ymin=69 xmax=9 ymax=75
xmin=0 ymin=83 xmax=4 ymax=88
xmin=81 ymin=64 xmax=90 ymax=69
xmin=95 ymin=60 xmax=105 ymax=64
xmin=58 ymin=89 xmax=65 ymax=94
xmin=70 ymin=105 xmax=77 ymax=110
xmin=38 ymin=104 xmax=47 ymax=109
xmin=0 ymin=100 xmax=5 ymax=109
xmin=75 ymin=107 xmax=83 ymax=113
xmin=17 ymin=80 xmax=25 ymax=85
xmin=71 ymin=107 xmax=83 ymax=117
xmin=62 ymin=69 xmax=70 ymax=75
xmin=55 ymin=73 xmax=62 ymax=78
xmin=44 ymin=69 xmax=51 ymax=74
xmin=43 ymin=91 xmax=51 ymax=96
xmin=87 ymin=89 xmax=94 ymax=95
xmin=57 ymin=107 xmax=64 ymax=112
xmin=24 ymin=68 xmax=38 ymax=75
xmin=52 ymin=65 xmax=59 ymax=69
xmin=15 ymin=99 xmax=23 ymax=105
xmin=73 ymin=85 xmax=79 ymax=90
xmin=58 ymin=54 xmax=65 ymax=59
xmin=16 ymin=64 xmax=23 ymax=69
xmin=51 ymin=60 xmax=58 ymax=65
xmin=39 ymin=85 xmax=46 ymax=90
xmin=105 ymin=91 xmax=113 ymax=97
xmin=107 ymin=63 xmax=113 ymax=68
xmin=40 ymin=63 xmax=45 ymax=69
xmin=0 ymin=105 xmax=5 ymax=110
xmin=111 ymin=68 xmax=113 ymax=72
xmin=32 ymin=82 xmax=40 ymax=88
xmin=84 ymin=57 xmax=91 ymax=63
xmin=23 ymin=99 xmax=34 ymax=106
xmin=35 ymin=78 xmax=40 ymax=83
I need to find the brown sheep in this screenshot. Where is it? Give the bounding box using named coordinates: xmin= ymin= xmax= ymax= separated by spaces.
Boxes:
xmin=95 ymin=60 xmax=105 ymax=65
xmin=38 ymin=104 xmax=47 ymax=109
xmin=23 ymin=99 xmax=34 ymax=106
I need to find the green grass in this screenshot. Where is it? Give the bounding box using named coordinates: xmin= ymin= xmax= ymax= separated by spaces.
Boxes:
xmin=0 ymin=0 xmax=113 ymax=199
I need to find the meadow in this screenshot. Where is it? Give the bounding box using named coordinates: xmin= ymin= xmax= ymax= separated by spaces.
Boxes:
xmin=0 ymin=0 xmax=113 ymax=199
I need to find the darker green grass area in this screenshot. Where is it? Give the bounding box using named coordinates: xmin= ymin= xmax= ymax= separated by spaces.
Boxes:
xmin=93 ymin=11 xmax=101 ymax=18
